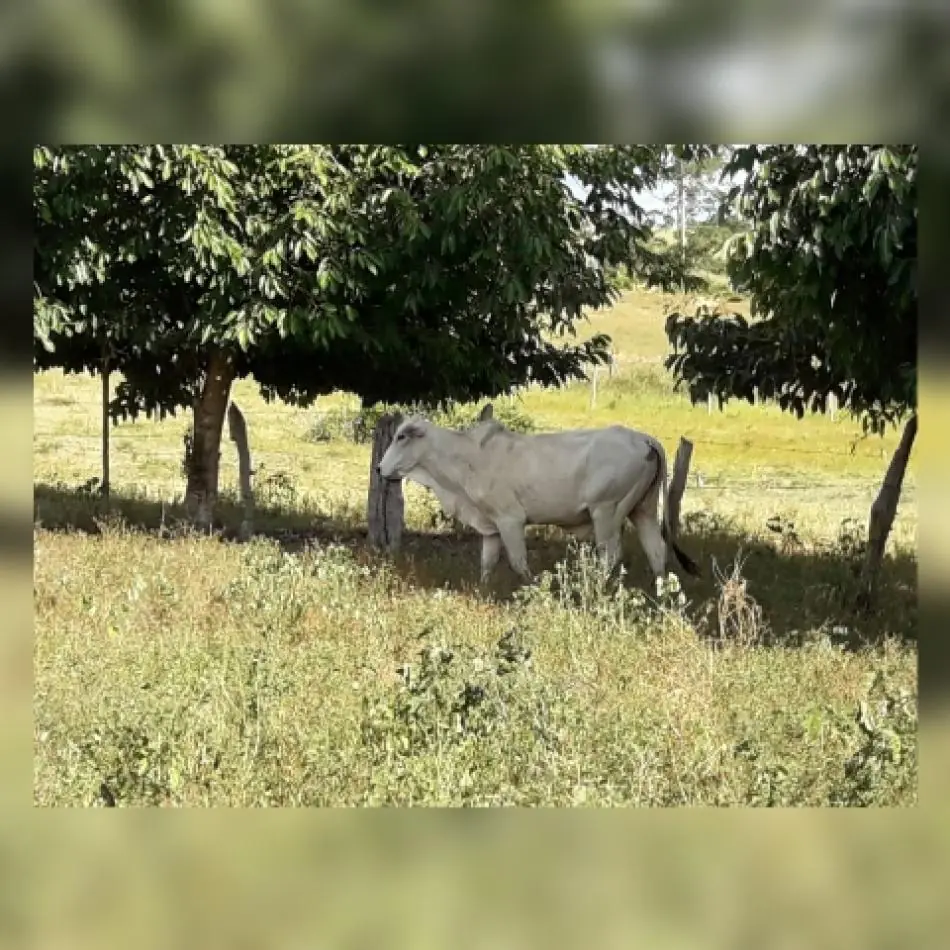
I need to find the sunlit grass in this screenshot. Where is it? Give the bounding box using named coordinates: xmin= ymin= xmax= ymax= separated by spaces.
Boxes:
xmin=32 ymin=289 xmax=917 ymax=806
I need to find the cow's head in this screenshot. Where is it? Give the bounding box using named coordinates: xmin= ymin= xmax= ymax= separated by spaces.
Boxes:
xmin=377 ymin=418 xmax=428 ymax=481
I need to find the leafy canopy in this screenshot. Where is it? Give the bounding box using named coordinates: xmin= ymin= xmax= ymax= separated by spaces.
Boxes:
xmin=34 ymin=144 xmax=666 ymax=417
xmin=665 ymin=144 xmax=917 ymax=434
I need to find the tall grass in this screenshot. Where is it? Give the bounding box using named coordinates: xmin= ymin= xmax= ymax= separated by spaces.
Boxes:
xmin=33 ymin=289 xmax=917 ymax=806
xmin=34 ymin=528 xmax=915 ymax=806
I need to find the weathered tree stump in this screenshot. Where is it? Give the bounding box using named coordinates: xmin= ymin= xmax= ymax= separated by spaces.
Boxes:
xmin=667 ymin=437 xmax=694 ymax=537
xmin=860 ymin=414 xmax=917 ymax=605
xmin=227 ymin=400 xmax=254 ymax=540
xmin=367 ymin=412 xmax=405 ymax=552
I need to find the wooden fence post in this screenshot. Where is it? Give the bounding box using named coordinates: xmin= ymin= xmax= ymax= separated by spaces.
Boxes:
xmin=753 ymin=386 xmax=760 ymax=407
xmin=827 ymin=391 xmax=838 ymax=421
xmin=667 ymin=437 xmax=694 ymax=537
xmin=590 ymin=367 xmax=599 ymax=410
xmin=227 ymin=401 xmax=254 ymax=539
xmin=368 ymin=412 xmax=405 ymax=552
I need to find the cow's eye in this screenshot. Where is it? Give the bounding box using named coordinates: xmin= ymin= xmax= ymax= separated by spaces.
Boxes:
xmin=396 ymin=433 xmax=405 ymax=441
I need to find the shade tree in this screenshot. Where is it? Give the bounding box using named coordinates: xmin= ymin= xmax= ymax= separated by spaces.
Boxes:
xmin=665 ymin=144 xmax=917 ymax=602
xmin=35 ymin=144 xmax=668 ymax=525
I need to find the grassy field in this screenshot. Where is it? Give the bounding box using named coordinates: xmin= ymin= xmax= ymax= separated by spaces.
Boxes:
xmin=33 ymin=290 xmax=917 ymax=806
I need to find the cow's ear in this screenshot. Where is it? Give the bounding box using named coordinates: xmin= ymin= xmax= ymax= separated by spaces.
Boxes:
xmin=477 ymin=420 xmax=501 ymax=447
xmin=478 ymin=403 xmax=494 ymax=421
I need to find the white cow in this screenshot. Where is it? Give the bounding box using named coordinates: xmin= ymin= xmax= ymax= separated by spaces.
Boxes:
xmin=377 ymin=404 xmax=700 ymax=585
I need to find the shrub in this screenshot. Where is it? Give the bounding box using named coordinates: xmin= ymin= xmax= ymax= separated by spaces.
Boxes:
xmin=432 ymin=399 xmax=536 ymax=433
xmin=306 ymin=398 xmax=537 ymax=445
xmin=831 ymin=671 xmax=917 ymax=806
xmin=358 ymin=626 xmax=569 ymax=804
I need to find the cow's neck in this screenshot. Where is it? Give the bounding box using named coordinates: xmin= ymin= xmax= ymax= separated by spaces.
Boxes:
xmin=407 ymin=427 xmax=480 ymax=498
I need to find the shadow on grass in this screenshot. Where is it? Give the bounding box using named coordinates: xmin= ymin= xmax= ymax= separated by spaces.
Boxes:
xmin=34 ymin=482 xmax=916 ymax=651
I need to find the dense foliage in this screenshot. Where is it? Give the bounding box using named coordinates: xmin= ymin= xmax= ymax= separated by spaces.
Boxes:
xmin=665 ymin=145 xmax=917 ymax=434
xmin=34 ymin=144 xmax=666 ymax=419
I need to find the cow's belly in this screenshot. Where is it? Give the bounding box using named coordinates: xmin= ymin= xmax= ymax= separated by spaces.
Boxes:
xmin=512 ymin=461 xmax=639 ymax=527
xmin=523 ymin=504 xmax=590 ymax=528
xmin=517 ymin=484 xmax=594 ymax=527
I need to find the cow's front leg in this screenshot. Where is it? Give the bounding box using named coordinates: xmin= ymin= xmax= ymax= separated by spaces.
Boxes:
xmin=480 ymin=534 xmax=502 ymax=585
xmin=497 ymin=520 xmax=531 ymax=582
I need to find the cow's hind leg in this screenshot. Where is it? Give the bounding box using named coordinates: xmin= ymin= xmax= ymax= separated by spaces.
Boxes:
xmin=590 ymin=504 xmax=624 ymax=575
xmin=630 ymin=508 xmax=666 ymax=580
xmin=623 ymin=463 xmax=667 ymax=581
xmin=480 ymin=534 xmax=503 ymax=585
xmin=496 ymin=520 xmax=531 ymax=582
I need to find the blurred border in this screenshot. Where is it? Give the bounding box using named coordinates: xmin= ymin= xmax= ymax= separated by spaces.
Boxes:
xmin=3 ymin=132 xmax=38 ymax=815
xmin=917 ymin=139 xmax=949 ymax=806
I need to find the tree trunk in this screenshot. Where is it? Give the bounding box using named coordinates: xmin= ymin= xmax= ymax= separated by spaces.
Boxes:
xmin=101 ymin=354 xmax=110 ymax=501
xmin=227 ymin=400 xmax=254 ymax=539
xmin=367 ymin=413 xmax=405 ymax=552
xmin=185 ymin=348 xmax=235 ymax=530
xmin=860 ymin=414 xmax=917 ymax=604
xmin=667 ymin=437 xmax=694 ymax=537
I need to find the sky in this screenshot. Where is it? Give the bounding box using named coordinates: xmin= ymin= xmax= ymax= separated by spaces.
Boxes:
xmin=565 ymin=172 xmax=680 ymax=219
xmin=565 ymin=151 xmax=748 ymax=222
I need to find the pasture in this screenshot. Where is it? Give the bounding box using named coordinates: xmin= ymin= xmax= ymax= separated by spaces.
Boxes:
xmin=33 ymin=290 xmax=917 ymax=806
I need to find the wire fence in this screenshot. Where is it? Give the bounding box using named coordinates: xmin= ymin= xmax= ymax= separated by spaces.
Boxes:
xmin=39 ymin=428 xmax=897 ymax=462
xmin=678 ymin=435 xmax=891 ymax=459
xmin=35 ymin=437 xmax=916 ymax=501
xmin=35 ymin=382 xmax=911 ymax=503
xmin=51 ymin=430 xmax=887 ymax=458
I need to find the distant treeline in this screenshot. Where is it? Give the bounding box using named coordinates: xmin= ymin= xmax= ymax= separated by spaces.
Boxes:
xmin=611 ymin=221 xmax=747 ymax=295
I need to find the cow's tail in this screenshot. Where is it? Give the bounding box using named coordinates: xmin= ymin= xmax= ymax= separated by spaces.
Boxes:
xmin=644 ymin=436 xmax=702 ymax=578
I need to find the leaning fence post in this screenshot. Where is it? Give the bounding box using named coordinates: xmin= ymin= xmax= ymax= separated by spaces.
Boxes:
xmin=368 ymin=412 xmax=405 ymax=552
xmin=667 ymin=437 xmax=694 ymax=537
xmin=227 ymin=401 xmax=254 ymax=539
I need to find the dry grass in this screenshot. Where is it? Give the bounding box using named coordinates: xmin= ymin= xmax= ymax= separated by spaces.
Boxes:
xmin=32 ymin=289 xmax=918 ymax=806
